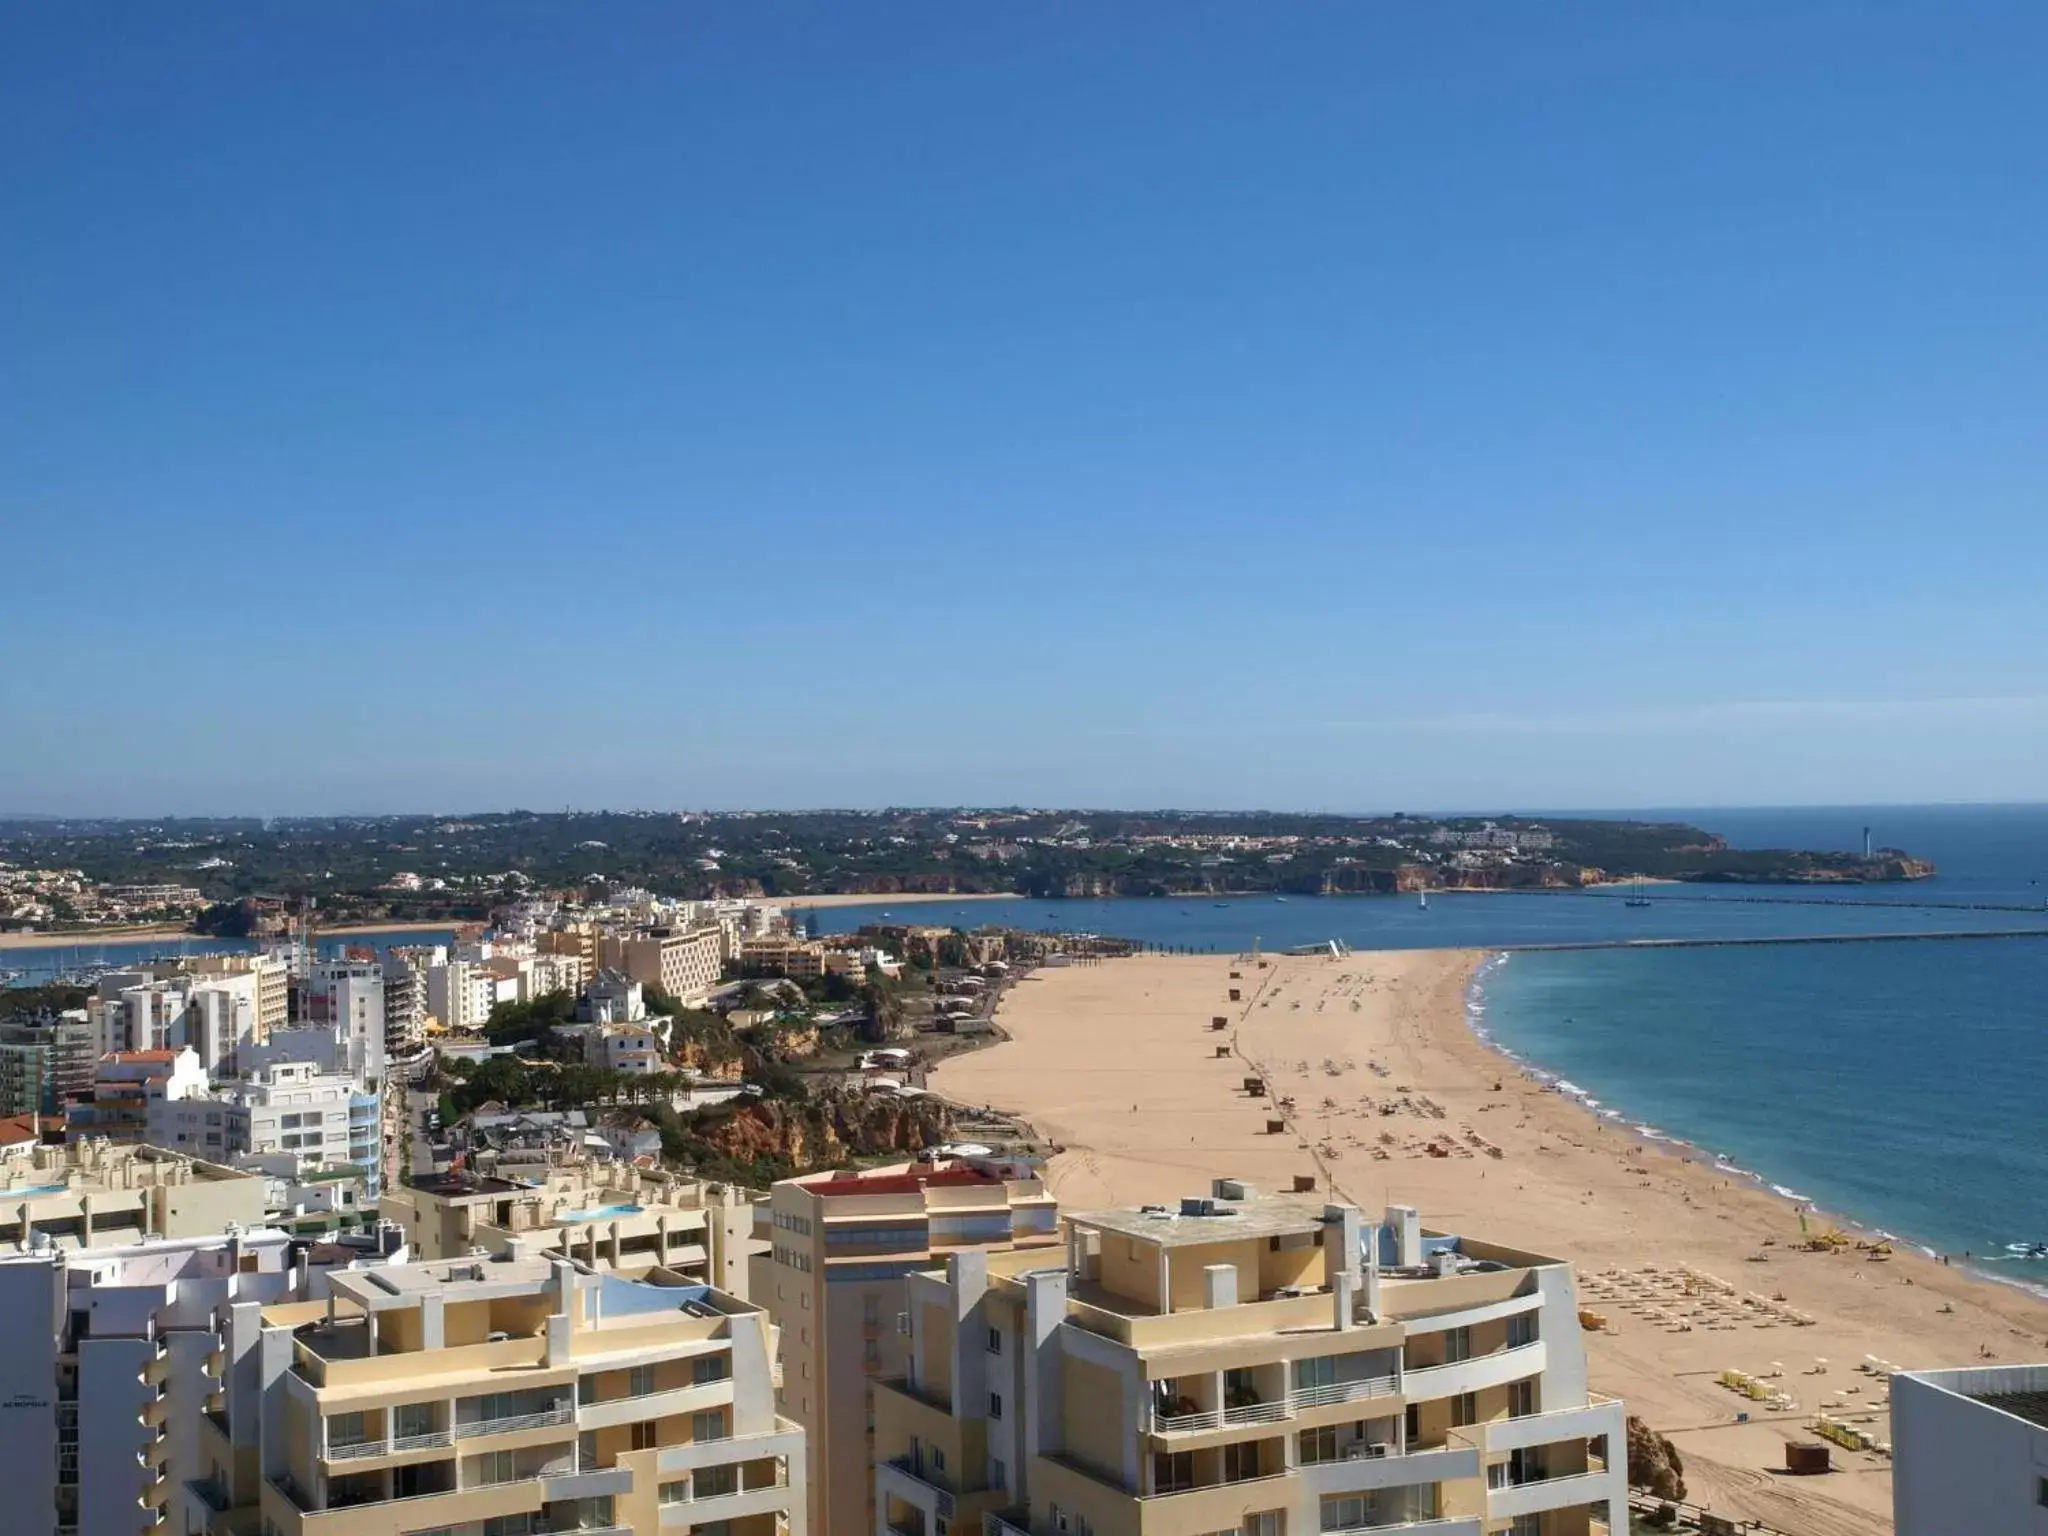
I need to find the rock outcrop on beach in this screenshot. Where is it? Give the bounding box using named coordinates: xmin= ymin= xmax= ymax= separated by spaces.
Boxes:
xmin=1626 ymin=1415 xmax=1687 ymax=1502
xmin=681 ymin=1089 xmax=954 ymax=1176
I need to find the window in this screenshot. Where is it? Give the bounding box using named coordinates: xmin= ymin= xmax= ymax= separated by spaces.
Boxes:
xmin=1322 ymin=1495 xmax=1378 ymax=1532
xmin=1442 ymin=1326 xmax=1471 ymax=1364
xmin=660 ymin=1481 xmax=687 ymax=1505
xmin=1152 ymin=1452 xmax=1195 ymax=1494
xmin=2038 ymin=1475 xmax=2048 ymax=1509
xmin=988 ymin=1391 xmax=1003 ymax=1420
xmin=1293 ymin=1355 xmax=1335 ymax=1391
xmin=1298 ymin=1425 xmax=1337 ymax=1464
xmin=476 ymin=1450 xmax=516 ymax=1485
xmin=327 ymin=1411 xmax=368 ymax=1449
xmin=986 ymin=1326 xmax=1002 ymax=1355
xmin=394 ymin=1402 xmax=435 ymax=1440
xmin=988 ymin=1454 xmax=1006 ymax=1491
xmin=930 ymin=1447 xmax=946 ymax=1473
xmin=578 ymin=1376 xmax=598 ymax=1405
xmin=1508 ymin=1379 xmax=1537 ymax=1418
xmin=695 ymin=1464 xmax=738 ymax=1498
xmin=692 ymin=1410 xmax=729 ymax=1443
xmin=1244 ymin=1515 xmax=1281 ymax=1536
xmin=628 ymin=1365 xmax=656 ymax=1397
xmin=1223 ymin=1440 xmax=1264 ymax=1483
xmin=692 ymin=1354 xmax=729 ymax=1385
xmin=1507 ymin=1311 xmax=1537 ymax=1348
xmin=631 ymin=1421 xmax=657 ymax=1451
xmin=1450 ymin=1391 xmax=1477 ymax=1428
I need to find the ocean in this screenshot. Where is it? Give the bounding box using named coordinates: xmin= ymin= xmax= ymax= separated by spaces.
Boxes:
xmin=811 ymin=805 xmax=2048 ymax=1270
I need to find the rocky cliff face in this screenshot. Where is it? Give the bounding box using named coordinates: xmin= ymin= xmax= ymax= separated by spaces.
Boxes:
xmin=689 ymin=1090 xmax=954 ymax=1173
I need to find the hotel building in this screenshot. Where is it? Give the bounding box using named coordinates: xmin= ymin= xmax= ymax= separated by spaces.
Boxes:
xmin=757 ymin=1161 xmax=1061 ymax=1536
xmin=605 ymin=929 xmax=727 ymax=1009
xmin=255 ymin=1252 xmax=807 ymax=1536
xmin=873 ymin=1185 xmax=1628 ymax=1536
xmin=0 ymin=1140 xmax=270 ymax=1251
xmin=383 ymin=1163 xmax=766 ymax=1293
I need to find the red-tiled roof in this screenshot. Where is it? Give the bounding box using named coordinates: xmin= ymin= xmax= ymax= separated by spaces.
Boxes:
xmin=105 ymin=1050 xmax=178 ymax=1063
xmin=0 ymin=1113 xmax=40 ymax=1146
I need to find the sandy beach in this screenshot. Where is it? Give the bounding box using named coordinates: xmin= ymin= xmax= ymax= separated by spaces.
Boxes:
xmin=933 ymin=949 xmax=2048 ymax=1536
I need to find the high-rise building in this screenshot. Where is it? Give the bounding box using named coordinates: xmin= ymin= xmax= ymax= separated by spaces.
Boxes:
xmin=186 ymin=952 xmax=291 ymax=1038
xmin=873 ymin=1185 xmax=1629 ymax=1536
xmin=0 ymin=1222 xmax=405 ymax=1536
xmin=307 ymin=960 xmax=386 ymax=1082
xmin=756 ymin=1160 xmax=1061 ymax=1536
xmin=185 ymin=971 xmax=260 ymax=1072
xmin=0 ymin=1007 xmax=95 ymax=1115
xmin=382 ymin=946 xmax=434 ymax=1057
xmin=253 ymin=1252 xmax=807 ymax=1536
xmin=1892 ymin=1361 xmax=2048 ymax=1535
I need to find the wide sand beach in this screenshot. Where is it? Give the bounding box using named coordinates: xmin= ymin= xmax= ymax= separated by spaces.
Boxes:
xmin=933 ymin=949 xmax=2048 ymax=1536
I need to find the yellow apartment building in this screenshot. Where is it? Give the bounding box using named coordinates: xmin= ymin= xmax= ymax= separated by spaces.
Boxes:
xmin=755 ymin=1161 xmax=1062 ymax=1536
xmin=873 ymin=1183 xmax=1628 ymax=1536
xmin=0 ymin=1138 xmax=268 ymax=1250
xmin=382 ymin=1164 xmax=766 ymax=1294
xmin=253 ymin=1253 xmax=807 ymax=1536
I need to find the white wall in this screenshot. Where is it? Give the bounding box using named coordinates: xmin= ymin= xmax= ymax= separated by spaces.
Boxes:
xmin=1894 ymin=1367 xmax=2048 ymax=1536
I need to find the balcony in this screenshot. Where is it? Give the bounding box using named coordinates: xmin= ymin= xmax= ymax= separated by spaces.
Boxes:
xmin=878 ymin=1455 xmax=957 ymax=1522
xmin=324 ymin=1438 xmax=390 ymax=1463
xmin=1486 ymin=1466 xmax=1621 ymax=1523
xmin=1297 ymin=1444 xmax=1483 ymax=1499
xmin=1396 ymin=1340 xmax=1544 ymax=1403
xmin=1322 ymin=1520 xmax=1481 ymax=1535
xmin=185 ymin=1478 xmax=231 ymax=1515
xmin=575 ymin=1380 xmax=730 ymax=1432
xmin=1149 ymin=1374 xmax=1400 ymax=1435
xmin=453 ymin=1403 xmax=575 ymax=1439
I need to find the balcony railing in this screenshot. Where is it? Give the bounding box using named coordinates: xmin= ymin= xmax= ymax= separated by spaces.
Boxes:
xmin=883 ymin=1456 xmax=957 ymax=1520
xmin=453 ymin=1403 xmax=575 ymax=1438
xmin=325 ymin=1437 xmax=390 ymax=1462
xmin=1151 ymin=1374 xmax=1401 ymax=1432
xmin=1292 ymin=1374 xmax=1400 ymax=1409
xmin=392 ymin=1427 xmax=453 ymax=1452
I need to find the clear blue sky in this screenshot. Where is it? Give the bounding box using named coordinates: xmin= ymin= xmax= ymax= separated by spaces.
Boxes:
xmin=5 ymin=3 xmax=2045 ymax=816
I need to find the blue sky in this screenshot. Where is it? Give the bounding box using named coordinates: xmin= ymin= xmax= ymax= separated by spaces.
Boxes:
xmin=4 ymin=3 xmax=2044 ymax=815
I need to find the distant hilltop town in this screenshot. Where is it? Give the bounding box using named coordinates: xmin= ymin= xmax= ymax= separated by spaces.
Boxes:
xmin=0 ymin=809 xmax=1933 ymax=935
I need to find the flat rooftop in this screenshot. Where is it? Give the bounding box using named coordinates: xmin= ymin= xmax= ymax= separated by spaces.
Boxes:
xmin=1070 ymin=1197 xmax=1328 ymax=1248
xmin=405 ymin=1171 xmax=535 ymax=1198
xmin=1974 ymin=1390 xmax=2048 ymax=1430
xmin=804 ymin=1163 xmax=1000 ymax=1198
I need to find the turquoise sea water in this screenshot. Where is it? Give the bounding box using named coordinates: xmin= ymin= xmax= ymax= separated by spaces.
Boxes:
xmin=817 ymin=804 xmax=2048 ymax=1271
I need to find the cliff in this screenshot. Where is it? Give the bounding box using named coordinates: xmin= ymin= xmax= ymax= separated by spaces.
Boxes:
xmin=681 ymin=1090 xmax=954 ymax=1178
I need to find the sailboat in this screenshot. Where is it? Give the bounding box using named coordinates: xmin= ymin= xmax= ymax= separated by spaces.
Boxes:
xmin=1624 ymin=877 xmax=1653 ymax=909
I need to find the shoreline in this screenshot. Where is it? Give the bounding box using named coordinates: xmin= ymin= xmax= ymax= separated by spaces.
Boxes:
xmin=779 ymin=891 xmax=1020 ymax=910
xmin=1462 ymin=951 xmax=2046 ymax=1304
xmin=933 ymin=947 xmax=2048 ymax=1535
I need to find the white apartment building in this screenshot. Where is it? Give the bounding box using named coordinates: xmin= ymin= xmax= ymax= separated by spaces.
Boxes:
xmin=427 ymin=957 xmax=498 ymax=1031
xmin=91 ymin=974 xmax=191 ymax=1055
xmin=0 ymin=1224 xmax=407 ymax=1536
xmin=187 ymin=952 xmax=292 ymax=1037
xmin=147 ymin=1058 xmax=385 ymax=1197
xmin=1893 ymin=1362 xmax=2048 ymax=1535
xmin=308 ymin=959 xmax=386 ymax=1082
xmin=186 ymin=970 xmax=260 ymax=1072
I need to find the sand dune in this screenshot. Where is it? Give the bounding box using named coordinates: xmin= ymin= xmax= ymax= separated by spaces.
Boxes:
xmin=933 ymin=949 xmax=2048 ymax=1535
